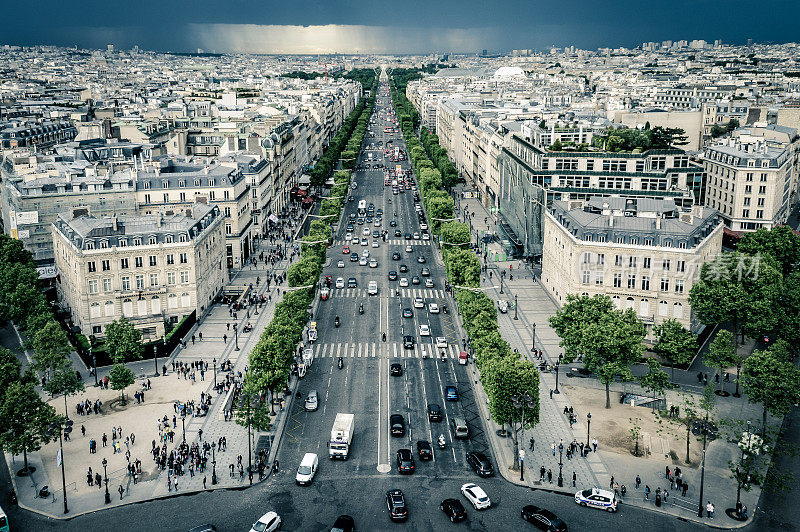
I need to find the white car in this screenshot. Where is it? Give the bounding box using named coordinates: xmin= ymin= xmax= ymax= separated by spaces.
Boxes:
xmin=337 ymin=260 xmax=345 ymax=268
xmin=369 ymin=259 xmax=378 ymax=268
xmin=360 ymin=238 xmax=368 ymax=246
xmin=425 ymin=279 xmax=434 ymax=288
xmin=422 ymin=233 xmax=430 ymax=241
xmin=413 ymin=297 xmax=424 ymax=309
xmin=359 ymin=257 xmax=368 ymax=266
xmin=405 ymin=245 xmax=413 ymax=253
xmin=436 ymin=336 xmax=448 ymax=349
xmin=413 ymin=232 xmax=420 ymax=240
xmin=419 ymin=324 xmax=430 ymax=336
xmin=372 ymin=240 xmax=379 ymax=248
xmin=420 ymin=223 xmax=428 ymax=230
xmin=368 ymin=281 xmax=378 ymax=295
xmin=361 ymin=250 xmax=369 ymax=258
xmin=345 ymin=232 xmax=353 ymax=241
xmin=363 ymin=228 xmax=370 ymax=236
xmin=249 ymin=511 xmax=282 ymax=532
xmin=335 ymin=277 xmax=345 ymax=288
xmin=429 ymin=303 xmax=440 ymax=314
xmin=399 ymin=277 xmax=409 ymax=287
xmin=461 ymin=483 xmax=491 ymax=510
xmin=575 ymin=487 xmax=618 ymax=512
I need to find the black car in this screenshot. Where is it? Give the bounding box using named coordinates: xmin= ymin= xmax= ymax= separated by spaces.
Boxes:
xmin=403 ymin=335 xmax=415 ymax=349
xmin=521 ymin=505 xmax=568 ymax=532
xmin=466 ymin=452 xmax=494 ymax=477
xmin=399 ymin=264 xmax=409 ymax=273
xmin=411 ymin=276 xmax=420 ymax=285
xmin=390 ymin=363 xmax=403 ymax=376
xmin=404 ymin=233 xmax=412 ymax=240
xmin=394 ymin=229 xmax=401 ymax=236
xmin=402 ymin=308 xmax=413 ymax=318
xmin=348 ymin=278 xmax=357 ymax=288
xmin=440 ymin=498 xmax=467 ymax=522
xmin=390 ymin=220 xmax=397 ymax=227
xmin=350 ymin=252 xmax=359 ymax=262
xmin=388 ymin=270 xmax=398 ymax=281
xmin=392 ymin=252 xmax=401 ymax=260
xmin=330 ymin=515 xmax=355 ymax=532
xmin=428 ymin=404 xmax=442 ymax=422
xmin=416 ymin=440 xmax=432 ymax=461
xmin=396 ymin=448 xmax=415 ymax=474
xmin=390 ymin=414 xmax=405 ymax=436
xmin=421 ymin=267 xmax=430 ymax=277
xmin=386 ymin=489 xmax=408 ymax=522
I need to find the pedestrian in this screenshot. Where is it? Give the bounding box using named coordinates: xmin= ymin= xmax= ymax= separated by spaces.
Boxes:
xmin=96 ymin=473 xmax=102 ymax=489
xmin=609 ymin=476 xmax=615 ymax=490
xmin=81 ymin=425 xmax=86 ymax=437
xmin=645 ymin=485 xmax=651 ymax=500
xmin=547 ymin=469 xmax=553 ymax=483
xmin=174 ymin=478 xmax=179 ymax=492
xmin=529 ymin=437 xmax=535 ymax=451
xmin=540 ymin=465 xmax=546 ymax=481
xmin=87 ymin=468 xmax=93 ymax=486
xmin=706 ymin=501 xmax=714 ymax=518
xmin=203 ymin=476 xmax=207 ymax=489
xmin=102 ymin=433 xmax=108 ymax=447
xmin=697 ymin=372 xmax=703 ymax=383
xmin=118 ymin=485 xmax=124 ymax=500
xmin=198 ymin=428 xmax=203 ymax=440
xmin=592 ymin=438 xmax=598 ymax=452
xmin=663 ymin=489 xmax=669 ymax=505
xmin=549 ymin=389 xmax=553 ymax=399
xmin=665 ymin=465 xmax=671 ymax=479
xmin=572 ymin=472 xmax=576 ymax=487
xmin=635 ymin=474 xmax=641 ymax=489
xmin=681 ymin=482 xmax=688 ymax=497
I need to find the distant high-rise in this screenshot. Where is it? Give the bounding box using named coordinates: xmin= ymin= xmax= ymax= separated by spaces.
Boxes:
xmin=481 ymin=49 xmax=488 ymax=57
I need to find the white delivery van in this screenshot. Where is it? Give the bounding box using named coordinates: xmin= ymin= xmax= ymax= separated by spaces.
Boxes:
xmin=296 ymin=452 xmax=318 ymax=485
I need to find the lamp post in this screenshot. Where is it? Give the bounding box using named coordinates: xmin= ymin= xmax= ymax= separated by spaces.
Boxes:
xmin=733 ymin=363 xmax=742 ymax=398
xmin=102 ymin=457 xmax=110 ymax=504
xmin=211 ymin=442 xmax=218 ymax=485
xmin=234 ymin=323 xmax=240 ymax=351
xmin=557 ymin=440 xmax=564 ymax=487
xmin=154 ymin=336 xmax=163 ymax=377
xmin=736 ymin=420 xmax=751 ymax=509
xmin=531 ymin=323 xmax=536 ymax=352
xmin=554 ymin=364 xmax=560 ymax=394
xmin=181 ymin=407 xmax=186 ymax=443
xmin=213 ymin=358 xmax=217 ymax=387
xmin=48 ymin=419 xmax=72 ymax=514
xmin=511 ymin=393 xmax=535 ymax=481
xmin=91 ymin=346 xmax=99 ymax=387
xmin=514 ymin=294 xmax=518 ymax=320
xmin=247 ymin=396 xmax=253 ymax=486
xmin=586 ymin=413 xmax=592 ymax=448
xmin=697 ymin=412 xmax=709 ymax=517
xmin=499 ymin=276 xmax=504 ymax=294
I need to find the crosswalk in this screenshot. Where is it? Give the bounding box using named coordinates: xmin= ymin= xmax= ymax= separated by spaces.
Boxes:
xmin=331 ymin=288 xmax=445 ymax=299
xmin=336 ymin=239 xmax=430 ymax=247
xmin=309 ymin=342 xmax=462 ymax=359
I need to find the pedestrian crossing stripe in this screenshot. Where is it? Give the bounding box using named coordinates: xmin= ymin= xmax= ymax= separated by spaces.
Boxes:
xmin=331 ymin=288 xmax=444 ymax=299
xmin=335 ymin=239 xmax=430 ymax=247
xmin=310 ymin=343 xmax=459 ymax=359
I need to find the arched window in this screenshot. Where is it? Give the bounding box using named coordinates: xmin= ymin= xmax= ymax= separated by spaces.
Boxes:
xmin=180 ymin=292 xmax=191 ymax=308
xmin=673 ymin=302 xmax=684 ymax=319
xmin=104 ymin=300 xmax=115 ymax=317
xmin=122 ymin=298 xmax=133 ymax=317
xmin=90 ymin=302 xmax=102 ymax=319
xmin=151 ymin=295 xmax=161 ymax=315
xmin=612 ymin=296 xmax=621 ymax=309
xmin=137 ymin=297 xmax=148 ymax=316
xmin=626 ymin=297 xmax=635 ymax=310
xmin=658 ymin=300 xmax=668 ymax=317
xmin=168 ymin=293 xmax=178 ymax=309
xmin=639 ymin=299 xmax=649 ymax=317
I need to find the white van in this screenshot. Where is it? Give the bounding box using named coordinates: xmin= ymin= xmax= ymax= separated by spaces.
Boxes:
xmin=296 ymin=452 xmax=318 ymax=485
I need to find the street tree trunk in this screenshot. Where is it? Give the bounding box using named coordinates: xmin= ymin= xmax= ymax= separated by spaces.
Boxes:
xmin=605 ymin=381 xmax=611 ymax=409
xmin=686 ymin=423 xmax=691 ymax=464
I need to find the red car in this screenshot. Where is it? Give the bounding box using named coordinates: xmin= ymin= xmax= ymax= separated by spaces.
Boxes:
xmin=343 ymin=246 xmax=350 ymax=254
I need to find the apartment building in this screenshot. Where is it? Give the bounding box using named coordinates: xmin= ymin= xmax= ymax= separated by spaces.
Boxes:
xmin=0 ymin=119 xmax=78 ymax=149
xmin=702 ymin=137 xmax=793 ymax=231
xmin=52 ymin=204 xmax=225 ymax=340
xmin=541 ymin=197 xmax=723 ymax=338
xmin=653 ymin=85 xmax=736 ymax=109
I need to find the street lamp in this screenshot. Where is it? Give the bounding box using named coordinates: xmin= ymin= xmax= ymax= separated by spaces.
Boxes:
xmin=211 ymin=442 xmax=218 ymax=485
xmin=511 ymin=393 xmax=535 ymax=481
xmin=554 ymin=364 xmax=560 ymax=394
xmin=102 ymin=457 xmax=110 ymax=504
xmin=514 ymin=294 xmax=518 ymax=320
xmin=586 ymin=413 xmax=592 ymax=449
xmin=499 ymin=276 xmax=504 ymax=294
xmin=48 ymin=419 xmax=72 ymax=514
xmin=531 ymin=323 xmax=536 ymax=352
xmin=697 ymin=412 xmax=709 ymax=518
xmin=154 ymin=336 xmax=163 ymax=377
xmin=558 ymin=440 xmax=564 ymax=487
xmin=733 ymin=363 xmax=742 ymax=398
xmin=234 ymin=323 xmax=240 ymax=351
xmin=91 ymin=345 xmax=99 ymax=387
xmin=735 ymin=420 xmax=752 ymax=509
xmin=181 ymin=406 xmax=187 ymax=442
xmin=213 ymin=358 xmax=217 ymax=388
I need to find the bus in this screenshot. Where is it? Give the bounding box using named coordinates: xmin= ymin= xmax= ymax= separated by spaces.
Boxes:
xmin=358 ymin=200 xmax=367 ymax=214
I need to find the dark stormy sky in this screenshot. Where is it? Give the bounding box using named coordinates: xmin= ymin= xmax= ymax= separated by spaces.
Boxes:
xmin=3 ymin=0 xmax=798 ymax=53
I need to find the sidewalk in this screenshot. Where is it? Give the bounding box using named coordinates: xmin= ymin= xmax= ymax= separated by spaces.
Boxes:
xmin=452 ymin=184 xmax=758 ymax=528
xmin=5 ymin=210 xmax=311 ymax=519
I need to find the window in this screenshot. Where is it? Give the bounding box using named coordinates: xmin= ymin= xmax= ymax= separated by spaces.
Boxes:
xmin=165 ymin=234 xmax=173 ymax=244
xmin=135 ymin=256 xmax=143 ymax=268
xmin=166 ymin=254 xmax=174 ymax=265
xmin=224 ymin=190 xmax=231 ymax=200
xmin=660 ymin=278 xmax=670 ymax=291
xmin=181 ymin=292 xmax=191 ymax=308
xmin=627 ymin=274 xmax=636 ymax=289
xmin=88 ymin=279 xmax=98 ymax=294
xmin=178 ymin=179 xmax=186 ymax=188
xmin=746 ymin=172 xmax=753 ymax=182
xmin=662 ymin=259 xmax=671 ymax=271
xmin=120 ymin=258 xmax=129 ymax=269
xmin=179 ymin=253 xmax=188 ymax=264
xmin=597 ymin=253 xmax=605 ymax=265
xmin=613 ymin=273 xmax=622 ymax=288
xmin=179 ymin=234 xmax=187 ymax=243
xmin=224 ymin=207 xmax=232 ymax=217
xmin=628 ymin=256 xmax=637 ymax=268
xmin=86 ymin=240 xmax=95 ymax=250
xmin=643 ymin=257 xmax=651 ymax=269
xmin=639 ymin=299 xmax=649 ymax=317
xmin=180 ymin=270 xmax=189 ymax=284
xmin=595 ymin=272 xmax=604 ymax=285
xmin=90 ymin=302 xmax=101 ymax=319
xmin=677 ymin=260 xmax=685 ymax=273
xmin=149 ymin=236 xmax=157 ymax=245
xmin=745 ymin=185 xmax=752 ymax=194
xmin=167 ymin=272 xmax=176 ymax=285
xmin=104 ymin=300 xmax=115 ymax=317
xmin=99 ymin=240 xmax=109 ymax=249
xmin=615 ymin=255 xmax=623 ymax=267
xmin=180 ymin=192 xmax=186 ymax=202
xmin=194 ymin=179 xmax=201 ymax=187
xmin=673 ymin=302 xmax=684 ymax=319
xmin=757 ymin=197 xmax=765 ymax=207
xmin=121 ymin=275 xmax=131 ymax=291
xmin=582 ymin=253 xmax=592 ymax=264
xmin=135 ymin=274 xmax=144 ymax=290
xmin=586 ymin=160 xmax=595 ymax=171
xmin=675 ymin=279 xmax=684 ymax=293
xmin=743 ymin=209 xmax=750 ymax=218
xmin=226 ymin=224 xmax=232 ymax=235
xmin=658 ymin=300 xmax=668 ymax=316
xmin=582 ymin=270 xmax=591 ymax=284
xmin=133 ymin=237 xmax=142 ymax=246
xmin=756 ymin=210 xmax=764 ymax=219
xmin=209 ymin=191 xmax=216 ymax=201
xmin=103 ymin=278 xmax=113 ymax=292
xmin=743 ymin=197 xmax=751 ymax=206
xmin=88 ymin=261 xmax=96 ymax=273
xmin=209 ymin=179 xmax=215 ymax=187
xmin=150 ymin=273 xmax=159 ymax=287
xmin=760 ymin=173 xmax=768 ymax=182
xmin=119 ymin=240 xmax=127 ymax=247
xmin=641 ymin=276 xmax=650 ymax=291
xmin=758 ymin=186 xmax=766 ymax=195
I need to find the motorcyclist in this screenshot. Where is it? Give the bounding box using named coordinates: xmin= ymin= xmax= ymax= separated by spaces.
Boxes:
xmin=382 ymin=332 xmax=387 ymax=342
xmin=335 ymin=316 xmax=340 ymax=327
xmin=359 ymin=303 xmax=364 ymax=314
xmin=338 ymin=357 xmax=343 ymax=369
xmin=437 ymin=434 xmax=446 ymax=448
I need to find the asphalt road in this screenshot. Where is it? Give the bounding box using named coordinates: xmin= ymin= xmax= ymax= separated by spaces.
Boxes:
xmin=0 ymin=77 xmax=775 ymax=532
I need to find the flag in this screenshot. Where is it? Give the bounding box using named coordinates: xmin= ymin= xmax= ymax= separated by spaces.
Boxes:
xmin=57 ymin=448 xmax=62 ymax=467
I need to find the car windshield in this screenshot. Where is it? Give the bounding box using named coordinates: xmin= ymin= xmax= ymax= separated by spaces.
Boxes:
xmin=297 ymin=465 xmax=312 ymax=475
xmin=581 ymin=489 xmax=593 ymax=497
xmin=252 ymin=521 xmax=269 ymax=532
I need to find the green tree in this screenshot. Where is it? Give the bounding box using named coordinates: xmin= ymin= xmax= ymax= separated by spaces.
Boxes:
xmin=637 ymin=359 xmax=671 ymax=410
xmin=549 ymin=139 xmax=563 ymax=151
xmin=0 ymin=381 xmax=58 ymax=474
xmin=444 ymin=249 xmax=480 ymax=288
xmin=737 ymin=225 xmax=800 ymax=277
xmin=550 ymin=294 xmax=646 ymax=408
xmin=705 ymin=329 xmax=739 ymax=394
xmin=43 ymin=358 xmax=84 ymax=418
xmin=0 ymin=347 xmax=25 ymax=403
xmin=31 ymin=321 xmax=72 ymax=375
xmin=104 ymin=318 xmax=143 ymax=363
xmin=653 ymin=319 xmax=696 ymax=382
xmin=108 ymin=363 xmax=135 ymax=403
xmin=440 ymin=221 xmax=471 ymax=248
xmin=741 ymin=340 xmax=800 ymax=437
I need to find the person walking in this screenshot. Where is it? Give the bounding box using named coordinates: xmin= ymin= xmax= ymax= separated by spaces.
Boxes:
xmin=706 ymin=501 xmax=714 ymax=518
xmin=644 ymin=485 xmax=651 ymax=500
xmin=540 ymin=466 xmax=546 ymax=482
xmin=551 ymin=442 xmax=556 ymax=456
xmin=547 ymin=469 xmax=553 ymax=484
xmin=592 ymin=438 xmax=598 ymax=452
xmin=681 ymin=482 xmax=688 ymax=497
xmin=118 ymin=485 xmax=124 ymax=500
xmin=572 ymin=472 xmax=577 ymax=487
xmin=635 ymin=475 xmax=641 ymax=489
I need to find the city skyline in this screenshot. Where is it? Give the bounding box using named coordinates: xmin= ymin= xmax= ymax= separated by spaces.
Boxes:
xmin=3 ymin=0 xmax=800 ymax=53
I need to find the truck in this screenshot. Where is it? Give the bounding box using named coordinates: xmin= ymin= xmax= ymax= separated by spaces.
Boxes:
xmin=329 ymin=413 xmax=355 ymax=460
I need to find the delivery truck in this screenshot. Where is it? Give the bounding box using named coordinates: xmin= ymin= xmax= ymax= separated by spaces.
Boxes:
xmin=329 ymin=413 xmax=355 ymax=460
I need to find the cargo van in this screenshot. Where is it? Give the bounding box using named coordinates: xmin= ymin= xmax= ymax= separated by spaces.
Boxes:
xmin=296 ymin=452 xmax=318 ymax=485
xmin=451 ymin=417 xmax=469 ymax=439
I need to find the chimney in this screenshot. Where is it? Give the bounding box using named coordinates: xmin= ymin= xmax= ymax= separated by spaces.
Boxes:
xmin=608 ymin=213 xmax=614 ymax=227
xmin=656 ymin=217 xmax=662 ymax=230
xmin=112 ymin=215 xmax=118 ymax=232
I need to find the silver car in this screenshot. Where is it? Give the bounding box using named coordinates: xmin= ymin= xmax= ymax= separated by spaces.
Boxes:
xmin=305 ymin=390 xmax=318 ymax=412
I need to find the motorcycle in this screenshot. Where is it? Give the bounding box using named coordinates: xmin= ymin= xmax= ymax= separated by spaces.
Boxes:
xmin=334 ymin=316 xmax=340 ymax=328
xmin=440 ymin=351 xmax=447 ymax=362
xmin=382 ymin=332 xmax=387 ymax=342
xmin=338 ymin=357 xmax=343 ymax=369
xmin=442 ymin=305 xmax=449 ymax=314
xmin=359 ymin=304 xmax=364 ymax=315
xmin=437 ymin=435 xmax=446 ymax=449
